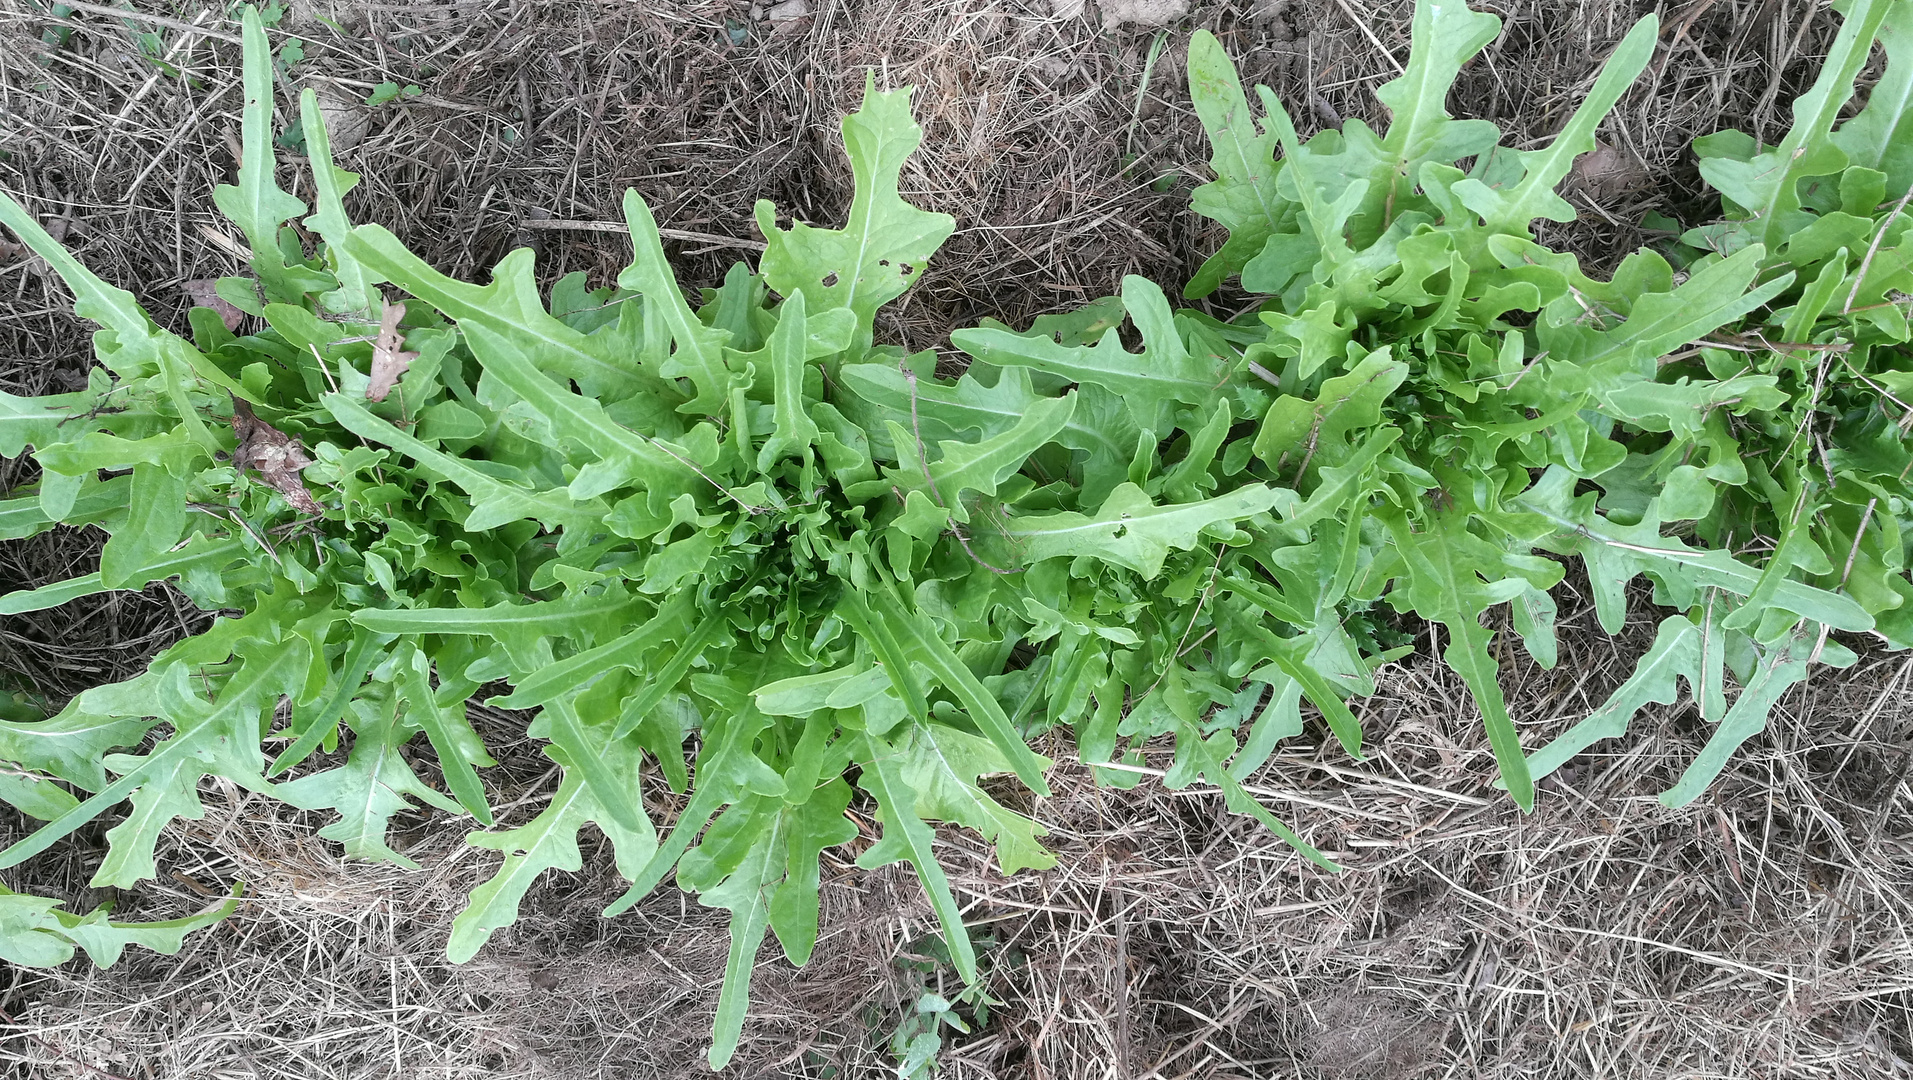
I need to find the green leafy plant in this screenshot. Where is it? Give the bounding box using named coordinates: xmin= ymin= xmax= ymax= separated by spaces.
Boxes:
xmin=884 ymin=931 xmax=1007 ymax=1078
xmin=363 ymin=81 xmax=422 ymax=106
xmin=4 ymin=0 xmax=1913 ymax=1069
xmin=1167 ymin=0 xmax=1912 ymax=810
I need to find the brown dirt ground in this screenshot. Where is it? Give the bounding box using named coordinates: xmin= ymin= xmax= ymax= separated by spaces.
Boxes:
xmin=2 ymin=0 xmax=1911 ymax=1077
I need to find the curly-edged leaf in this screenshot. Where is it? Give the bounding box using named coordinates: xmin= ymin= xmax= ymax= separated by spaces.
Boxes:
xmin=209 ymin=8 xmax=306 ymax=257
xmin=1661 ymin=632 xmax=1855 ymax=806
xmin=275 ymin=695 xmax=462 ymax=869
xmin=755 ymin=288 xmax=821 ymax=471
xmin=1299 ymin=0 xmax=1499 ymax=243
xmin=352 ymin=587 xmax=651 ymax=671
xmin=340 ymin=228 xmax=666 ymax=403
xmin=603 ymin=703 xmax=783 ymax=918
xmin=0 ymin=888 xmax=81 ymax=966
xmin=619 ymin=191 xmax=739 ymax=415
xmin=1253 ymin=348 xmax=1408 ymax=471
xmin=1161 ymin=719 xmax=1336 ymax=870
xmin=697 ymin=803 xmax=783 ymax=1071
xmin=527 ymin=694 xmax=648 ymax=835
xmin=769 ymin=778 xmax=857 ymax=964
xmin=339 ymin=235 xmax=695 ymax=500
xmin=0 ymin=197 xmax=209 ymax=386
xmin=490 ymin=591 xmax=699 ymax=710
xmin=1526 ymin=615 xmax=1706 ymax=781
xmin=0 ymin=474 xmax=130 ymax=542
xmin=398 ymin=646 xmax=494 ymax=825
xmin=1452 ymin=15 xmax=1658 ymax=235
xmin=874 ymin=393 xmax=1075 ymax=521
xmin=988 ymin=482 xmax=1280 ymax=577
xmin=871 ymin=594 xmax=1051 ymax=795
xmin=269 ymin=626 xmax=387 ymax=777
xmin=1379 ymin=505 xmax=1534 ymax=810
xmin=0 ymin=636 xmax=307 ymax=879
xmin=854 ymin=731 xmax=977 ymax=982
xmin=449 ymin=745 xmax=659 ymax=963
xmin=1699 ymin=0 xmax=1891 ymax=247
xmin=1374 ymin=0 xmax=1503 ymax=192
xmin=1185 ymin=30 xmax=1291 ymax=297
xmin=0 ymin=769 xmax=78 ymax=821
xmin=839 ymin=364 xmax=1137 ymax=505
xmin=754 ymin=77 xmax=955 ymax=358
xmin=1832 ymin=0 xmax=1913 ymax=193
xmin=0 ymin=686 xmax=164 ymax=791
xmin=0 ymin=389 xmax=82 ymax=459
xmin=892 ymin=722 xmax=1055 ymax=874
xmin=952 ymin=277 xmax=1226 ymax=431
xmin=298 ymin=88 xmax=379 ymax=317
xmin=97 ymin=463 xmax=187 ymax=590
xmin=1221 ymin=597 xmax=1364 ymax=759
xmin=323 ymin=392 xmax=603 ymax=532
xmin=1538 ymin=244 xmax=1791 ymax=373
xmin=1520 ymin=468 xmax=1874 ymax=633
xmin=54 ymin=885 xmax=240 ymax=968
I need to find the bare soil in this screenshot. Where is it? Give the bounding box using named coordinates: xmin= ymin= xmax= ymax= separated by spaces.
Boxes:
xmin=3 ymin=1 xmax=1910 ymax=1078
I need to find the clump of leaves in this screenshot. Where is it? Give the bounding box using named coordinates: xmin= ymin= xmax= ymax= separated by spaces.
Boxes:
xmin=3 ymin=0 xmax=1912 ymax=1068
xmin=1165 ymin=0 xmax=1912 ymax=809
xmin=0 ymin=7 xmax=1298 ymax=1068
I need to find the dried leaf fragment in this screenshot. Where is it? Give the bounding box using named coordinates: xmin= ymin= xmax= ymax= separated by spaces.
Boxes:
xmin=182 ymin=279 xmax=245 ymax=331
xmin=367 ymin=299 xmax=419 ymax=402
xmin=1569 ymin=142 xmax=1649 ymax=202
xmin=1100 ymin=0 xmax=1187 ymax=29
xmin=231 ymin=398 xmax=322 ymax=513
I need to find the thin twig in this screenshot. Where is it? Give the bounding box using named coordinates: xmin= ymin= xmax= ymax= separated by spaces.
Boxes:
xmin=518 ymin=218 xmax=767 ymax=252
xmin=1845 ymin=182 xmax=1913 ymax=314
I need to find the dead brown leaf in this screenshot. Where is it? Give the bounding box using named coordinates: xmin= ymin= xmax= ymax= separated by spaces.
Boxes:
xmin=231 ymin=398 xmax=323 ymax=514
xmin=182 ymin=279 xmax=245 ymax=332
xmin=1569 ymin=142 xmax=1650 ymax=203
xmin=366 ymin=299 xmax=418 ymax=403
xmin=1099 ymin=0 xmax=1187 ymax=29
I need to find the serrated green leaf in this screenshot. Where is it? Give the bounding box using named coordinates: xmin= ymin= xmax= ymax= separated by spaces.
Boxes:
xmin=276 ymin=693 xmax=462 ymax=869
xmin=210 ymin=8 xmax=306 ymax=256
xmin=449 ymin=744 xmax=658 ymax=962
xmin=988 ymin=483 xmax=1279 ymax=577
xmin=56 ymin=886 xmax=240 ymax=968
xmin=754 ymin=77 xmax=955 ymax=357
xmin=298 ymin=87 xmax=378 ymax=317
xmin=853 ymin=731 xmax=978 ymax=982
xmin=1185 ymin=30 xmax=1290 ymax=297
xmin=1831 ymin=0 xmax=1913 ymax=193
xmin=1451 ymin=16 xmax=1657 ymax=236
xmin=1379 ymin=505 xmax=1534 ymax=810
xmin=893 ymin=722 xmax=1055 ymax=873
xmin=755 ymin=288 xmax=821 ymax=471
xmin=871 ymin=593 xmax=1051 ymax=795
xmin=1699 ymin=0 xmax=1891 ymax=249
xmin=619 ymin=191 xmax=739 ymax=414
xmin=0 ymin=636 xmax=307 ymax=877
